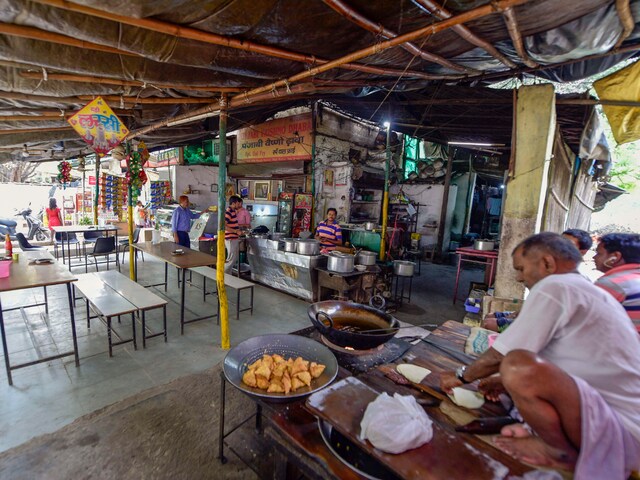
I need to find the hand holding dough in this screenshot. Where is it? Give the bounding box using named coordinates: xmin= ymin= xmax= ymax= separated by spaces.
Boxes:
xmin=396 ymin=364 xmax=432 ymax=384
xmin=448 ymin=387 xmax=485 ymax=409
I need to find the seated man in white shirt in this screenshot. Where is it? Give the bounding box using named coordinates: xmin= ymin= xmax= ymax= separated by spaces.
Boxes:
xmin=441 ymin=232 xmax=640 ymax=479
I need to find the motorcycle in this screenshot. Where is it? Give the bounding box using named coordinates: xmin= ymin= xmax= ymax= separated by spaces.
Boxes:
xmin=0 ymin=205 xmax=49 ymax=241
xmin=17 ymin=205 xmax=49 ymax=241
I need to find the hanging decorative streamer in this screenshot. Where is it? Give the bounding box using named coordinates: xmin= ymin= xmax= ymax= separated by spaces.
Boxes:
xmin=126 ymin=142 xmax=149 ymax=200
xmin=57 ymin=160 xmax=72 ymax=188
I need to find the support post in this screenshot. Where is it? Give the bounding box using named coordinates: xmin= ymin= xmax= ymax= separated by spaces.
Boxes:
xmin=216 ymin=95 xmax=230 ymax=350
xmin=494 ymin=84 xmax=556 ymax=298
xmin=93 ymin=155 xmax=100 ymax=224
xmin=126 ymin=143 xmax=135 ymax=279
xmin=436 ymin=149 xmax=454 ymax=259
xmin=379 ymin=124 xmax=391 ymax=261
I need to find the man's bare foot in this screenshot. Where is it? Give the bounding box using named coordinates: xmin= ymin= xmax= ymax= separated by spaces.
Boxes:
xmin=494 ymin=424 xmax=577 ymax=471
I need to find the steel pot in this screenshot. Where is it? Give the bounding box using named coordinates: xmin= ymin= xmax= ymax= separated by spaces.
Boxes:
xmin=474 ymin=239 xmax=495 ymax=251
xmin=393 ymin=260 xmax=415 ymax=277
xmin=363 ymin=222 xmax=377 ymax=231
xmin=270 ymin=232 xmax=286 ymax=241
xmin=357 ymin=250 xmax=377 ymax=266
xmin=308 ymin=300 xmax=400 ymax=349
xmin=296 ymin=239 xmax=320 ymax=256
xmin=282 ymin=238 xmax=297 ymax=252
xmin=327 ymin=252 xmax=354 ymax=273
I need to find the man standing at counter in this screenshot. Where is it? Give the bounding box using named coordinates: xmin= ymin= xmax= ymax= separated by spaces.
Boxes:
xmin=224 ymin=195 xmax=242 ymax=273
xmin=171 ymin=195 xmax=208 ymax=248
xmin=315 ymin=208 xmax=342 ymax=251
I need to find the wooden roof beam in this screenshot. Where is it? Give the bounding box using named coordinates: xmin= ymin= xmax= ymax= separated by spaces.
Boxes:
xmin=413 ymin=0 xmax=519 ymax=69
xmin=0 ymin=126 xmax=73 ymax=136
xmin=18 ymin=71 xmax=244 ymax=93
xmin=501 ymin=7 xmax=538 ymax=68
xmin=322 ymin=0 xmax=477 ymax=75
xmin=30 ymin=0 xmax=453 ymax=81
xmin=614 ymin=0 xmax=634 ymax=49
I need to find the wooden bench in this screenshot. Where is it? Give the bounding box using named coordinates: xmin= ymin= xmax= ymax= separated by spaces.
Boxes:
xmin=96 ymin=271 xmax=168 ymax=348
xmin=74 ymin=272 xmax=167 ymax=355
xmin=188 ymin=266 xmax=255 ymax=321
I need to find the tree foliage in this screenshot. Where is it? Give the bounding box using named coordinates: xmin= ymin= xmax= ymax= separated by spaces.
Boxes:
xmin=0 ymin=161 xmax=38 ymax=183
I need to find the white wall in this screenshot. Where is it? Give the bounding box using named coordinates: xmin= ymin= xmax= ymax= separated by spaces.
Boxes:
xmin=172 ymin=165 xmax=219 ymax=209
xmin=391 ymin=184 xmax=458 ymax=251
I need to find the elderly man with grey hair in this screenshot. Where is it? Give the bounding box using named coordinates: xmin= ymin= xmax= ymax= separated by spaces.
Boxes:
xmin=440 ymin=232 xmax=640 ymax=479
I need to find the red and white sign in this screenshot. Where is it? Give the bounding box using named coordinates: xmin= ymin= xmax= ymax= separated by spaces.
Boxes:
xmin=88 ymin=175 xmax=96 ymax=186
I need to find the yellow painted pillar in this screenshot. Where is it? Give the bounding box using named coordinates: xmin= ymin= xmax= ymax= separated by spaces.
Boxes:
xmin=216 ymin=96 xmax=230 ymax=350
xmin=379 ymin=125 xmax=391 ymax=260
xmin=494 ymin=84 xmax=556 ymax=298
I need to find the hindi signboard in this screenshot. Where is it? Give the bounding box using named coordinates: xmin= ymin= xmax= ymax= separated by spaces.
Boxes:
xmin=67 ymin=97 xmax=129 ymax=157
xmin=236 ymin=113 xmax=312 ymax=163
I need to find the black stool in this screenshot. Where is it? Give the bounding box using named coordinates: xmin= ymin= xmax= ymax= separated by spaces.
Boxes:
xmin=393 ymin=273 xmax=413 ymax=305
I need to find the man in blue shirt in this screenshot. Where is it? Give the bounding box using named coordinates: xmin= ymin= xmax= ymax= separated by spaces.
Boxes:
xmin=171 ymin=195 xmax=208 ymax=248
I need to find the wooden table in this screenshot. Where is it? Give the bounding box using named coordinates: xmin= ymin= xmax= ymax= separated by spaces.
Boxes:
xmin=132 ymin=241 xmax=217 ymax=334
xmin=453 ymin=247 xmax=499 ymax=304
xmin=51 ymin=225 xmax=118 ymax=270
xmin=0 ymin=254 xmax=78 ymax=385
xmin=219 ymin=321 xmax=530 ymax=479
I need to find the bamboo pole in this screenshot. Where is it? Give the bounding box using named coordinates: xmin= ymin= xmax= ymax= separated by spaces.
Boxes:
xmin=0 ymin=22 xmax=138 ymax=57
xmin=614 ymin=0 xmax=634 ymax=49
xmin=216 ymin=95 xmax=230 ymax=350
xmin=501 ymin=7 xmax=538 ymax=68
xmin=19 ymin=71 xmax=244 ymax=93
xmin=93 ymin=157 xmax=99 ymax=224
xmin=413 ymin=0 xmax=518 ymax=69
xmin=126 ymin=143 xmax=135 ymax=280
xmin=322 ymin=0 xmax=477 ymax=75
xmin=0 ymin=126 xmax=73 ymax=135
xmin=30 ymin=0 xmax=441 ymax=81
xmin=379 ymin=123 xmax=391 ymax=261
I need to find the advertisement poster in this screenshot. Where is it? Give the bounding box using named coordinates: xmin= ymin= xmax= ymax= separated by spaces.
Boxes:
xmin=67 ymin=97 xmax=129 ymax=157
xmin=236 ymin=113 xmax=312 ymax=163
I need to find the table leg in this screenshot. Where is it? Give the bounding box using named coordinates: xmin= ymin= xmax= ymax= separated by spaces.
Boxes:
xmin=236 ymin=289 xmax=240 ymax=320
xmin=134 ymin=247 xmax=138 ymax=282
xmin=164 ymin=263 xmax=168 ymax=292
xmin=67 ymin=236 xmax=72 ymax=271
xmin=0 ymin=297 xmax=13 ymax=386
xmin=142 ymin=310 xmax=146 ymax=349
xmin=131 ymin=312 xmax=137 ymax=350
xmin=163 ymin=305 xmax=167 ymax=342
xmin=66 ymin=283 xmax=80 ymax=367
xmin=180 ymin=268 xmax=186 ymax=335
xmin=218 ymin=370 xmax=227 ymax=464
xmin=43 ymin=286 xmax=48 ymax=315
xmin=107 ymin=316 xmax=113 ymax=357
xmin=489 ymin=258 xmax=497 ymax=287
xmin=453 ymin=254 xmax=462 ymax=304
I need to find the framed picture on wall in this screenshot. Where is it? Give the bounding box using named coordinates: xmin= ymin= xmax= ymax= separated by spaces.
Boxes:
xmin=238 ymin=179 xmax=250 ymax=198
xmin=254 ymin=181 xmax=270 ymax=200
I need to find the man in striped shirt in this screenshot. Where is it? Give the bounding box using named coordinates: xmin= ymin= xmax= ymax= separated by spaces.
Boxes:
xmin=224 ymin=195 xmax=242 ymax=273
xmin=594 ymin=233 xmax=640 ymax=332
xmin=314 ymin=208 xmax=342 ymax=251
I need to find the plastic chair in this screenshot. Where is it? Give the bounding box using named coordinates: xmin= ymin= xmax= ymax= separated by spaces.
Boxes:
xmin=119 ymin=227 xmax=145 ymax=264
xmin=83 ymin=230 xmax=103 ymax=255
xmin=54 ymin=232 xmax=81 ymax=259
xmin=86 ymin=236 xmax=119 ymax=272
xmin=16 ymin=233 xmax=45 ymax=251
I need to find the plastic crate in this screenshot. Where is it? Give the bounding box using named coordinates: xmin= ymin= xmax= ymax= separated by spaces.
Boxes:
xmin=464 ymin=298 xmax=481 ymax=314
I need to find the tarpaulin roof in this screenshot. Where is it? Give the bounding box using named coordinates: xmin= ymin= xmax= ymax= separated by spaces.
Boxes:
xmin=0 ymin=0 xmax=638 ymax=162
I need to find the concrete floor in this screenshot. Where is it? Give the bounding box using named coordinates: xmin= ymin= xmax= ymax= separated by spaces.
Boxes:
xmin=0 ymin=252 xmax=480 ymax=452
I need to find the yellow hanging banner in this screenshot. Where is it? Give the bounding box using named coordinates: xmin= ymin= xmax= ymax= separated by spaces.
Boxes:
xmin=593 ymin=61 xmax=640 ymax=145
xmin=67 ymin=97 xmax=129 ymax=156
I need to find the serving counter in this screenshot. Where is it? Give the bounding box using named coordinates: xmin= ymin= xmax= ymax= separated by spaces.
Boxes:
xmin=246 ymin=238 xmax=326 ymax=301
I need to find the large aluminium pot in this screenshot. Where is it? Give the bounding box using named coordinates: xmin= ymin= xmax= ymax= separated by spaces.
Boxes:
xmin=356 ymin=250 xmax=377 ymax=266
xmin=393 ymin=260 xmax=415 ymax=277
xmin=327 ymin=252 xmax=354 ymax=273
xmin=308 ymin=301 xmax=400 ymax=349
xmin=474 ymin=239 xmax=495 ymax=251
xmin=296 ymin=239 xmax=320 ymax=255
xmin=282 ymin=238 xmax=297 ymax=252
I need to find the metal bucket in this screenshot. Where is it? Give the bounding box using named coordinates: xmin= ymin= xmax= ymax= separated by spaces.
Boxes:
xmin=393 ymin=260 xmax=415 ymax=277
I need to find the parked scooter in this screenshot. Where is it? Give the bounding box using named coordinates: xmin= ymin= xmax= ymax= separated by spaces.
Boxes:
xmin=16 ymin=205 xmax=49 ymax=241
xmin=0 ymin=217 xmax=18 ymax=239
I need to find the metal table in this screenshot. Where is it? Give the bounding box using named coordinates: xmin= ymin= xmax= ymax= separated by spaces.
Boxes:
xmin=0 ymin=252 xmax=79 ymax=385
xmin=132 ymin=241 xmax=217 ymax=334
xmin=51 ymin=224 xmax=118 ymax=271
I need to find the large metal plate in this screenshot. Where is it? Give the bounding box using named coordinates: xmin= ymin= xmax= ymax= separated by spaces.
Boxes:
xmin=223 ymin=334 xmax=338 ymax=403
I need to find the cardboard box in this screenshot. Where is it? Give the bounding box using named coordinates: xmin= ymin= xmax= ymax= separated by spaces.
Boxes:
xmin=482 ymin=295 xmax=524 ymax=319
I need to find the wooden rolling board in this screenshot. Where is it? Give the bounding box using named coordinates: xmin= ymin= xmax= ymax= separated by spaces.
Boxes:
xmin=306 ymin=377 xmax=523 ymax=480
